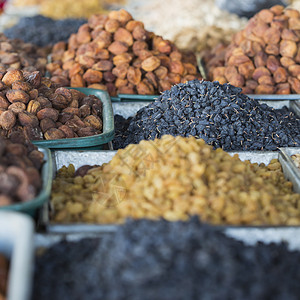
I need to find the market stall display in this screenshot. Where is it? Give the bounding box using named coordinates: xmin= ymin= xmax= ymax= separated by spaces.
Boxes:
xmin=33 ymin=218 xmax=300 ymax=300
xmin=204 ymin=5 xmax=300 ymax=94
xmin=113 ymin=80 xmax=300 ymax=150
xmin=47 ymin=9 xmax=200 ymax=96
xmin=0 ymin=70 xmax=104 ymax=141
xmin=3 ymin=15 xmax=86 ymax=47
xmin=50 ymin=135 xmax=300 ymax=225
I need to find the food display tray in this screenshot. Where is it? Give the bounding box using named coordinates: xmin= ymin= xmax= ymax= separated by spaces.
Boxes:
xmin=39 ymin=150 xmax=300 ymax=234
xmin=0 ymin=211 xmax=34 ymax=300
xmin=32 ymin=88 xmax=114 ymax=149
xmin=0 ymin=147 xmax=52 ymax=217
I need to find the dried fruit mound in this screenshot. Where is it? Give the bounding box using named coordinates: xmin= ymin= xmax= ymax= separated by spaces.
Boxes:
xmin=0 ymin=70 xmax=103 ymax=140
xmin=47 ymin=9 xmax=200 ymax=96
xmin=33 ymin=218 xmax=300 ymax=300
xmin=0 ymin=33 xmax=47 ymax=74
xmin=205 ymin=5 xmax=300 ymax=94
xmin=0 ymin=136 xmax=44 ymax=206
xmin=52 ymin=135 xmax=300 ymax=225
xmin=4 ymin=15 xmax=86 ymax=47
xmin=114 ymin=80 xmax=300 ymax=151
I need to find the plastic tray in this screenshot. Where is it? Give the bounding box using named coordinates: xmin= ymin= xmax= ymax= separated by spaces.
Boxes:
xmin=0 ymin=211 xmax=34 ymax=300
xmin=39 ymin=150 xmax=300 ymax=234
xmin=111 ymin=93 xmax=159 ymax=102
xmin=32 ymin=88 xmax=114 ymax=149
xmin=0 ymin=148 xmax=52 ymax=217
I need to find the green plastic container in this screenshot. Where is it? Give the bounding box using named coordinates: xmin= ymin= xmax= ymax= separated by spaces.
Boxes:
xmin=32 ymin=88 xmax=114 ymax=149
xmin=111 ymin=93 xmax=158 ymax=102
xmin=0 ymin=148 xmax=52 ymax=217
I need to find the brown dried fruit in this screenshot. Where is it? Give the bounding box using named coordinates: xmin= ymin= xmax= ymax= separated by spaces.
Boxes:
xmin=279 ymin=40 xmax=297 ymax=58
xmin=227 ymin=55 xmax=250 ymax=66
xmin=115 ymin=78 xmax=128 ymax=88
xmin=112 ymin=53 xmax=133 ymax=66
xmin=18 ymin=111 xmax=39 ymax=127
xmin=83 ymin=69 xmax=103 ymax=84
xmin=252 ymin=67 xmax=271 ymax=81
xmin=2 ymin=70 xmax=23 ymax=86
xmin=105 ymin=19 xmax=120 ymax=33
xmin=158 ymin=79 xmax=172 ymax=92
xmin=58 ymin=125 xmax=75 ymax=138
xmin=238 ymin=61 xmax=255 ymax=79
xmin=138 ymin=50 xmax=152 ymax=61
xmin=44 ymin=128 xmax=66 ymax=140
xmin=266 ymin=55 xmax=280 ymax=73
xmin=132 ymin=26 xmax=148 ymax=41
xmin=76 ymin=24 xmax=91 ymax=44
xmin=125 ymin=20 xmax=144 ymax=32
xmin=132 ymin=41 xmax=148 ymax=56
xmin=0 ymin=95 xmax=9 ymax=109
xmin=265 ymin=44 xmax=279 ymax=56
xmin=112 ymin=63 xmax=129 ymax=79
xmin=136 ymin=79 xmax=154 ymax=95
xmin=258 ymin=9 xmax=274 ymax=23
xmin=118 ymin=84 xmax=135 ymax=94
xmin=255 ymin=84 xmax=275 ymax=94
xmin=280 ymin=57 xmax=295 ymax=68
xmin=155 ymin=66 xmax=168 ymax=79
xmin=169 ymin=61 xmax=185 ymax=75
xmin=24 ymin=71 xmax=41 ymax=88
xmin=108 ymin=41 xmax=128 ymax=55
xmin=273 ymin=67 xmax=288 ymax=83
xmin=6 ymin=90 xmax=30 ymax=104
xmin=84 ymin=115 xmax=102 ymax=130
xmin=11 ymin=81 xmax=31 ymax=92
xmin=288 ymin=64 xmax=300 ymax=77
xmin=103 ymin=71 xmax=116 ymax=83
xmin=27 ymin=100 xmax=41 ymax=114
xmin=281 ymin=29 xmax=299 ymax=42
xmin=79 ymin=104 xmax=91 ymax=118
xmin=288 ymin=77 xmax=300 ymax=93
xmin=70 ymin=74 xmax=85 ymax=87
xmin=254 ymin=51 xmax=267 ymax=68
xmin=0 ymin=111 xmax=16 ymax=130
xmin=37 ymin=108 xmax=59 ymax=121
xmin=40 ymin=118 xmax=56 ymax=133
xmin=258 ymin=75 xmax=274 ymax=85
xmin=93 ymin=60 xmax=113 ymax=71
xmin=288 ymin=17 xmax=300 ymax=30
xmin=77 ymin=127 xmax=97 ymax=137
xmin=141 ymin=56 xmax=160 ymax=72
xmin=263 ymin=27 xmax=281 ymax=44
xmin=276 ymin=82 xmax=290 ymax=94
xmin=127 ymin=67 xmax=142 ymax=85
xmin=114 ymin=28 xmax=133 ymax=47
xmin=37 ymin=96 xmax=52 ymax=109
xmin=8 ymin=102 xmax=26 ymax=113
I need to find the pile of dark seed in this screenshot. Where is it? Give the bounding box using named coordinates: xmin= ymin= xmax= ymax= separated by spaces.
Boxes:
xmin=33 ymin=217 xmax=300 ymax=300
xmin=4 ymin=15 xmax=86 ymax=47
xmin=113 ymin=114 xmax=132 ymax=149
xmin=114 ymin=80 xmax=300 ymax=150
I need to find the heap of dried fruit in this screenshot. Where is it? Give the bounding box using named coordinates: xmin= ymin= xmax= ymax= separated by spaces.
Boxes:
xmin=51 ymin=135 xmax=300 ymax=225
xmin=0 ymin=70 xmax=104 ymax=140
xmin=113 ymin=80 xmax=300 ymax=151
xmin=205 ymin=5 xmax=300 ymax=94
xmin=47 ymin=9 xmax=200 ymax=96
xmin=0 ymin=33 xmax=47 ymax=74
xmin=0 ymin=136 xmax=44 ymax=206
xmin=33 ymin=218 xmax=300 ymax=300
xmin=0 ymin=254 xmax=8 ymax=300
xmin=291 ymin=153 xmax=300 ymax=169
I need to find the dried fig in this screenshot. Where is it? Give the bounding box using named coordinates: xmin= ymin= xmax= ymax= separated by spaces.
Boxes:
xmin=0 ymin=111 xmax=16 ymax=130
xmin=18 ymin=111 xmax=39 ymax=127
xmin=37 ymin=108 xmax=59 ymax=122
xmin=44 ymin=128 xmax=66 ymax=140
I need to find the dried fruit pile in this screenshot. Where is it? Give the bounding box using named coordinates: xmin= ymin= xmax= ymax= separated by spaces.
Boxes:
xmin=51 ymin=135 xmax=300 ymax=225
xmin=0 ymin=136 xmax=44 ymax=206
xmin=4 ymin=15 xmax=86 ymax=47
xmin=205 ymin=5 xmax=300 ymax=94
xmin=33 ymin=218 xmax=300 ymax=300
xmin=291 ymin=153 xmax=300 ymax=169
xmin=0 ymin=254 xmax=8 ymax=300
xmin=0 ymin=33 xmax=47 ymax=74
xmin=0 ymin=70 xmax=103 ymax=140
xmin=113 ymin=80 xmax=300 ymax=151
xmin=47 ymin=9 xmax=200 ymax=96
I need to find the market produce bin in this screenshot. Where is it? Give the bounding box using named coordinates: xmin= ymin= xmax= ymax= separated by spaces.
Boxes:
xmin=32 ymin=88 xmax=114 ymax=150
xmin=0 ymin=211 xmax=34 ymax=300
xmin=0 ymin=147 xmax=52 ymax=216
xmin=39 ymin=149 xmax=300 ymax=234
